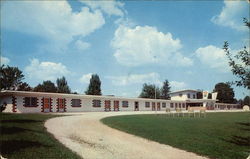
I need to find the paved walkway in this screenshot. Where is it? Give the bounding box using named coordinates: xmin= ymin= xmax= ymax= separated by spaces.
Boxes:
xmin=45 ymin=111 xmax=208 ymax=159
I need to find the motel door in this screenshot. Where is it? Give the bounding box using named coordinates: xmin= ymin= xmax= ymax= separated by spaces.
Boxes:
xmin=114 ymin=101 xmax=119 ymax=111
xmin=58 ymin=98 xmax=65 ymax=112
xmin=43 ymin=98 xmax=51 ymax=113
xmin=105 ymin=100 xmax=111 ymax=111
xmin=134 ymin=101 xmax=139 ymax=111
xmin=152 ymin=102 xmax=156 ymax=111
xmin=157 ymin=102 xmax=161 ymax=111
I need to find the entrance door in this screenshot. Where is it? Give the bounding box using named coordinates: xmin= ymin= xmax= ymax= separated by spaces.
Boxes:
xmin=114 ymin=101 xmax=119 ymax=111
xmin=58 ymin=98 xmax=65 ymax=112
xmin=43 ymin=98 xmax=51 ymax=112
xmin=105 ymin=100 xmax=111 ymax=111
xmin=134 ymin=101 xmax=139 ymax=111
xmin=152 ymin=102 xmax=156 ymax=111
xmin=157 ymin=102 xmax=161 ymax=111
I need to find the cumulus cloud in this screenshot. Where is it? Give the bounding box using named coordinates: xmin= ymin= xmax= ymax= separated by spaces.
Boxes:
xmin=195 ymin=45 xmax=230 ymax=72
xmin=0 ymin=56 xmax=10 ymax=65
xmin=25 ymin=59 xmax=69 ymax=81
xmin=2 ymin=1 xmax=105 ymax=53
xmin=111 ymin=25 xmax=193 ymax=67
xmin=170 ymin=81 xmax=188 ymax=91
xmin=79 ymin=73 xmax=93 ymax=84
xmin=106 ymin=72 xmax=161 ymax=86
xmin=211 ymin=0 xmax=249 ymax=31
xmin=80 ymin=0 xmax=125 ymax=17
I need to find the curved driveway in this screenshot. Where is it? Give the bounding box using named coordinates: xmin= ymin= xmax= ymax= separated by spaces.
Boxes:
xmin=45 ymin=111 xmax=208 ymax=159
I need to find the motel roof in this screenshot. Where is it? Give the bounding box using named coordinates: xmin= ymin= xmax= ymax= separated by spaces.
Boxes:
xmin=169 ymin=89 xmax=202 ymax=94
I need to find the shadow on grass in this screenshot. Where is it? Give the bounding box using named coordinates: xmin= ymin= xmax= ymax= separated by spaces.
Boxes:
xmin=1 ymin=119 xmax=42 ymax=123
xmin=228 ymin=136 xmax=250 ymax=147
xmin=236 ymin=122 xmax=250 ymax=127
xmin=1 ymin=126 xmax=42 ymax=135
xmin=223 ymin=122 xmax=250 ymax=147
xmin=0 ymin=140 xmax=50 ymax=155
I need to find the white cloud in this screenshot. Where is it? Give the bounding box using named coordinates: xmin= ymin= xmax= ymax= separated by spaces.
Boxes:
xmin=0 ymin=56 xmax=10 ymax=65
xmin=111 ymin=25 xmax=193 ymax=67
xmin=195 ymin=45 xmax=230 ymax=72
xmin=79 ymin=73 xmax=93 ymax=84
xmin=106 ymin=72 xmax=161 ymax=86
xmin=211 ymin=0 xmax=249 ymax=31
xmin=25 ymin=59 xmax=69 ymax=81
xmin=75 ymin=40 xmax=91 ymax=51
xmin=2 ymin=1 xmax=105 ymax=53
xmin=80 ymin=0 xmax=125 ymax=17
xmin=170 ymin=81 xmax=188 ymax=91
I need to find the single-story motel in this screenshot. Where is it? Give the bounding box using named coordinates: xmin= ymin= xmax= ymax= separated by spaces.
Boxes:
xmin=0 ymin=90 xmax=240 ymax=113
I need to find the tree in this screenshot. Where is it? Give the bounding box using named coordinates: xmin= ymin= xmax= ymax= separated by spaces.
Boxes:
xmin=139 ymin=83 xmax=160 ymax=99
xmin=223 ymin=18 xmax=250 ymax=89
xmin=0 ymin=65 xmax=24 ymax=90
xmin=17 ymin=82 xmax=32 ymax=91
xmin=160 ymin=80 xmax=171 ymax=99
xmin=56 ymin=76 xmax=71 ymax=93
xmin=213 ymin=82 xmax=235 ymax=103
xmin=243 ymin=96 xmax=250 ymax=105
xmin=34 ymin=80 xmax=57 ymax=93
xmin=85 ymin=74 xmax=102 ymax=95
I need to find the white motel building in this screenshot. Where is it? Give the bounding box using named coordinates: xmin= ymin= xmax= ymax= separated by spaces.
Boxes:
xmin=0 ymin=90 xmax=239 ymax=113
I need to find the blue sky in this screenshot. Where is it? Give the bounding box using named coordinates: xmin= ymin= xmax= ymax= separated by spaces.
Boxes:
xmin=1 ymin=0 xmax=249 ymax=99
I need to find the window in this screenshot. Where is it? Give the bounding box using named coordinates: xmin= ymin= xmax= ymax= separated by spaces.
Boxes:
xmin=193 ymin=94 xmax=196 ymax=99
xmin=71 ymin=99 xmax=81 ymax=107
xmin=179 ymin=93 xmax=183 ymax=97
xmin=145 ymin=102 xmax=150 ymax=108
xmin=122 ymin=101 xmax=129 ymax=107
xmin=58 ymin=98 xmax=65 ymax=109
xmin=179 ymin=103 xmax=182 ymax=108
xmin=93 ymin=100 xmax=101 ymax=107
xmin=162 ymin=103 xmax=166 ymax=108
xmin=175 ymin=103 xmax=178 ymax=108
xmin=182 ymin=103 xmax=185 ymax=108
xmin=187 ymin=94 xmax=190 ymax=98
xmin=24 ymin=97 xmax=38 ymax=107
xmin=170 ymin=103 xmax=173 ymax=108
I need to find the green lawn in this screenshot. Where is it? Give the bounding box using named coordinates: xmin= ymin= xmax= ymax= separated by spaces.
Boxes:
xmin=102 ymin=112 xmax=250 ymax=159
xmin=0 ymin=113 xmax=80 ymax=159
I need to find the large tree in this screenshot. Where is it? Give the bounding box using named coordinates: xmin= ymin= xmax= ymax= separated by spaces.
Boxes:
xmin=139 ymin=83 xmax=160 ymax=99
xmin=34 ymin=80 xmax=57 ymax=93
xmin=160 ymin=80 xmax=171 ymax=99
xmin=213 ymin=82 xmax=235 ymax=103
xmin=243 ymin=96 xmax=250 ymax=106
xmin=56 ymin=76 xmax=71 ymax=93
xmin=17 ymin=82 xmax=32 ymax=91
xmin=223 ymin=18 xmax=250 ymax=89
xmin=85 ymin=74 xmax=102 ymax=95
xmin=0 ymin=65 xmax=24 ymax=90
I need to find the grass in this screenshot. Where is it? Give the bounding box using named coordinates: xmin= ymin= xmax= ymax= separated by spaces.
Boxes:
xmin=102 ymin=112 xmax=250 ymax=159
xmin=0 ymin=113 xmax=80 ymax=159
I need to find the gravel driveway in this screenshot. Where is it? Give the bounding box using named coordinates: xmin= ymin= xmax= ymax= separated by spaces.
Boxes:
xmin=45 ymin=111 xmax=208 ymax=159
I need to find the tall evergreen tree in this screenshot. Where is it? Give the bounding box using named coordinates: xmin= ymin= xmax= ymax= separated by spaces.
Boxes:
xmin=0 ymin=65 xmax=24 ymax=90
xmin=160 ymin=80 xmax=171 ymax=99
xmin=213 ymin=82 xmax=235 ymax=103
xmin=56 ymin=76 xmax=71 ymax=93
xmin=34 ymin=80 xmax=57 ymax=93
xmin=85 ymin=74 xmax=102 ymax=95
xmin=139 ymin=83 xmax=160 ymax=99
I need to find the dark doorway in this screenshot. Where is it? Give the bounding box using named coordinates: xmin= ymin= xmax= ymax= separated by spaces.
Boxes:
xmin=134 ymin=101 xmax=139 ymax=111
